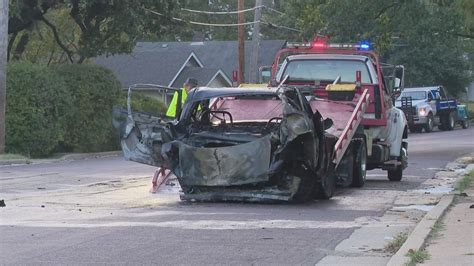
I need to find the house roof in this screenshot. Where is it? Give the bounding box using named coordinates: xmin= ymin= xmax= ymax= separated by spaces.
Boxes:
xmin=172 ymin=67 xmax=232 ymax=87
xmin=95 ymin=51 xmax=192 ymax=87
xmin=95 ymin=40 xmax=286 ymax=87
xmin=135 ymin=40 xmax=286 ymax=79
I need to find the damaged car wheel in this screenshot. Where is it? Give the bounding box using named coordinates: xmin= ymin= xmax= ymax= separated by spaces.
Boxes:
xmin=292 ymin=161 xmax=318 ymax=203
xmin=315 ymin=168 xmax=336 ymax=200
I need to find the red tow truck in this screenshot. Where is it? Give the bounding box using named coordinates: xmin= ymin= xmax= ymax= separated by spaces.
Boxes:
xmin=264 ymin=37 xmax=408 ymax=182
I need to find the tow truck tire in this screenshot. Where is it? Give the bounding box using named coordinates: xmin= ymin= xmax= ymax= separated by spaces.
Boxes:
xmin=411 ymin=125 xmax=422 ymax=133
xmin=388 ymin=167 xmax=402 ymax=181
xmin=424 ymin=113 xmax=434 ymax=133
xmin=461 ymin=120 xmax=470 ymax=129
xmin=387 ymin=146 xmax=406 ymax=182
xmin=351 ymin=139 xmax=367 ymax=187
xmin=446 ymin=112 xmax=455 ymax=130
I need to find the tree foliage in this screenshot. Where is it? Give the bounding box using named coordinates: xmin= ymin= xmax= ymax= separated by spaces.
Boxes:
xmin=8 ymin=0 xmax=177 ymax=63
xmin=7 ymin=0 xmax=473 ymax=95
xmin=270 ymin=0 xmax=472 ymax=96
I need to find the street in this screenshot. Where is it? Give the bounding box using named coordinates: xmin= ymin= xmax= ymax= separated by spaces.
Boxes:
xmin=1 ymin=127 xmax=473 ymax=265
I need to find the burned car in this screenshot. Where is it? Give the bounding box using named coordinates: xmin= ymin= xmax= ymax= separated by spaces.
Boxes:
xmin=113 ymin=85 xmax=338 ymax=202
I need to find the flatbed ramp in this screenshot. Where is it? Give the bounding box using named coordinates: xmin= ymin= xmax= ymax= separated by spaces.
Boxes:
xmin=309 ymin=89 xmax=369 ymax=166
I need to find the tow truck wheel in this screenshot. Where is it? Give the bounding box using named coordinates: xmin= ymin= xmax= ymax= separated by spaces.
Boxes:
xmin=351 ymin=139 xmax=367 ymax=187
xmin=424 ymin=113 xmax=434 ymax=133
xmin=446 ymin=112 xmax=455 ymax=130
xmin=387 ymin=147 xmax=406 ymax=182
xmin=387 ymin=167 xmax=402 ymax=181
xmin=410 ymin=125 xmax=422 ymax=133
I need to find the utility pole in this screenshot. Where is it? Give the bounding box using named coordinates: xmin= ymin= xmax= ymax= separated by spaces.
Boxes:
xmin=0 ymin=0 xmax=8 ymax=154
xmin=249 ymin=0 xmax=262 ymax=83
xmin=237 ymin=0 xmax=245 ymax=85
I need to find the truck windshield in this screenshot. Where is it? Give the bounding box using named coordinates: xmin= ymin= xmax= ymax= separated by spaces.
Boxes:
xmin=281 ymin=59 xmax=371 ymax=83
xmin=397 ymin=91 xmax=426 ymax=101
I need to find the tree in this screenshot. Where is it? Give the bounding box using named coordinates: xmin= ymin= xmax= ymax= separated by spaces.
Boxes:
xmin=8 ymin=0 xmax=177 ymax=63
xmin=274 ymin=0 xmax=472 ymax=96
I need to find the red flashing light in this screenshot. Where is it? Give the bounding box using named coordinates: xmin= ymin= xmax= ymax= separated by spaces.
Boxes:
xmin=312 ymin=41 xmax=326 ymax=48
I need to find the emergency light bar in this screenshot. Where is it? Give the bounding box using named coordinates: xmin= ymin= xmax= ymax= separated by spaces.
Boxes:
xmin=286 ymin=39 xmax=372 ymax=51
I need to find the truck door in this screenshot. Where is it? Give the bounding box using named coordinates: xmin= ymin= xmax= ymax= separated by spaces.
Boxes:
xmin=427 ymin=91 xmax=437 ymax=114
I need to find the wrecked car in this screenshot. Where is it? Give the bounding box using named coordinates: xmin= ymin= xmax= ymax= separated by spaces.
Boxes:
xmin=113 ymin=84 xmax=338 ymax=202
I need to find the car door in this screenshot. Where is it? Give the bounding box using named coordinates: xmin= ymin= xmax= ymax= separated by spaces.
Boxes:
xmin=112 ymin=85 xmax=182 ymax=168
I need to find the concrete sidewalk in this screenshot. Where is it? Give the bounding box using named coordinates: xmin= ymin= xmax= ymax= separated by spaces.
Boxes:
xmin=422 ymin=173 xmax=474 ymax=265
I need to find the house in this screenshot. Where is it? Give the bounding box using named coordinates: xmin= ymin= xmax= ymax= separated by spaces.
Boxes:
xmin=95 ymin=40 xmax=286 ymax=91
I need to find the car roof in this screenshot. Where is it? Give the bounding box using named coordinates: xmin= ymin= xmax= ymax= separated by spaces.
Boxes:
xmin=188 ymin=87 xmax=279 ymax=101
xmin=404 ymin=86 xmax=441 ymax=92
xmin=286 ymin=54 xmax=369 ymax=62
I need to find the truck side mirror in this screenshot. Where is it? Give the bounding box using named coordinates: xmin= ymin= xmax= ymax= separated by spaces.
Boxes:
xmin=259 ymin=66 xmax=272 ymax=83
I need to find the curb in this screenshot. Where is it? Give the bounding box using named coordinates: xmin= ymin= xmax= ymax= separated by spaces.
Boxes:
xmin=387 ymin=194 xmax=454 ymax=266
xmin=58 ymin=151 xmax=122 ymax=161
xmin=0 ymin=159 xmax=31 ymax=166
xmin=0 ymin=151 xmax=122 ymax=166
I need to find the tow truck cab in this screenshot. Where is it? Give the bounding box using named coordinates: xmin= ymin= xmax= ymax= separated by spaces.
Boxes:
xmin=267 ymin=39 xmax=408 ymax=181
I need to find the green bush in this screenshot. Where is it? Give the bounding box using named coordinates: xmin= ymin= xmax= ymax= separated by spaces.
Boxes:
xmin=53 ymin=64 xmax=121 ymax=152
xmin=6 ymin=63 xmax=71 ymax=157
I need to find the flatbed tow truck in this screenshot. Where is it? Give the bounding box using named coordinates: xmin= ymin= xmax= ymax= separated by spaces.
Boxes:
xmin=114 ymin=38 xmax=408 ymax=202
xmin=266 ymin=38 xmax=408 ymax=182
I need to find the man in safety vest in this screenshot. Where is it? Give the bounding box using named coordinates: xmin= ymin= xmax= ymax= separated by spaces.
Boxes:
xmin=166 ymin=78 xmax=198 ymax=118
xmin=152 ymin=78 xmax=198 ymax=193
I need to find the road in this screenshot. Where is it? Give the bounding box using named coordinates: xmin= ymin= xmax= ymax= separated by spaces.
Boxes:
xmin=0 ymin=127 xmax=473 ymax=265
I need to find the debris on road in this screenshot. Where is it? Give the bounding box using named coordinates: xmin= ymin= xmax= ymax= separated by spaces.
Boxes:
xmin=0 ymin=199 xmax=5 ymax=207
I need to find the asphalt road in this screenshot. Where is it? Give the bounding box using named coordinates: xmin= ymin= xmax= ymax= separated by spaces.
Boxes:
xmin=0 ymin=127 xmax=473 ymax=265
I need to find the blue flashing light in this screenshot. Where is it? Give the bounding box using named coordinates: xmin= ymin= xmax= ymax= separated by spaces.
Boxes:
xmin=359 ymin=40 xmax=371 ymax=51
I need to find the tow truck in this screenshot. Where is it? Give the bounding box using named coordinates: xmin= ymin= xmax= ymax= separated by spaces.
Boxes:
xmin=264 ymin=37 xmax=408 ymax=182
xmin=113 ymin=37 xmax=408 ymax=202
xmin=395 ymin=86 xmax=470 ymax=132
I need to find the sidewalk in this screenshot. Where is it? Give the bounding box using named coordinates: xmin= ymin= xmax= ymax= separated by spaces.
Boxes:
xmin=422 ymin=171 xmax=474 ymax=265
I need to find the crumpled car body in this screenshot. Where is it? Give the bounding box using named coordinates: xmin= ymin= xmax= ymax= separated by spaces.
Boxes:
xmin=113 ymin=85 xmax=336 ymax=202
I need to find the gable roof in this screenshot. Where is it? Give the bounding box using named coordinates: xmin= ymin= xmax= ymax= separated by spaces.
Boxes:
xmin=172 ymin=67 xmax=232 ymax=88
xmin=168 ymin=52 xmax=203 ymax=87
xmin=95 ymin=51 xmax=190 ymax=87
xmin=95 ymin=40 xmax=286 ymax=87
xmin=134 ymin=40 xmax=286 ymax=79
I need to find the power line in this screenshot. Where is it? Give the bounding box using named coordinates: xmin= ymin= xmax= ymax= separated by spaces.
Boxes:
xmin=145 ymin=8 xmax=301 ymax=31
xmin=261 ymin=20 xmax=302 ymax=33
xmin=264 ymin=6 xmax=285 ymax=16
xmin=181 ymin=5 xmax=264 ymax=15
xmin=145 ymin=8 xmax=260 ymax=26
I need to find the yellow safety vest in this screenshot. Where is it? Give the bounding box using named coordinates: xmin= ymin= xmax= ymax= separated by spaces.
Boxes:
xmin=166 ymin=89 xmax=187 ymax=118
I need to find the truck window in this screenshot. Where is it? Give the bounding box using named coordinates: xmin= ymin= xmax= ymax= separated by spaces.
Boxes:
xmin=438 ymin=87 xmax=447 ymax=98
xmin=280 ymin=59 xmax=372 ymax=83
xmin=431 ymin=90 xmax=441 ymax=100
